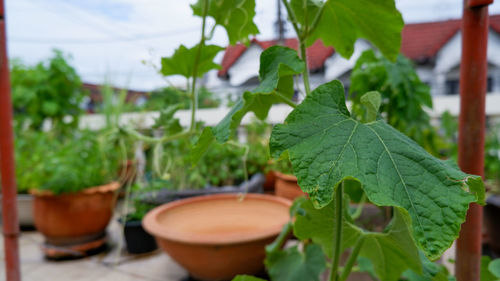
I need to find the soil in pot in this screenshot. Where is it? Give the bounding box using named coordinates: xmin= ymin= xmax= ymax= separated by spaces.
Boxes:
xmin=143 ymin=193 xmax=292 ymax=281
xmin=274 ymin=172 xmax=307 ymax=201
xmin=32 ymin=182 xmax=119 ymax=258
xmin=121 ymin=220 xmax=158 ymax=254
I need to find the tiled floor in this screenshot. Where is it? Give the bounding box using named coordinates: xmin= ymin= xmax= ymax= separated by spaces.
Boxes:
xmin=0 ymin=219 xmax=188 ymax=281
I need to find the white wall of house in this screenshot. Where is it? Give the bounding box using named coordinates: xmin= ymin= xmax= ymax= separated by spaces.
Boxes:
xmin=227 ymin=44 xmax=262 ymax=86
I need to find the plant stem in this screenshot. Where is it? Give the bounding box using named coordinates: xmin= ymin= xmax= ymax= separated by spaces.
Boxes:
xmin=281 ymin=0 xmax=302 ymax=40
xmin=339 ymin=236 xmax=365 ymax=281
xmin=329 ymin=181 xmax=344 ymax=281
xmin=266 ymin=222 xmax=293 ymax=253
xmin=350 ymin=193 xmax=367 ymax=220
xmin=275 ymin=91 xmax=297 ymax=108
xmin=122 ymin=126 xmax=192 ymax=144
xmin=299 ymin=39 xmax=311 ymax=95
xmin=281 ymin=0 xmax=312 ymax=95
xmin=189 ymin=0 xmax=209 ymax=132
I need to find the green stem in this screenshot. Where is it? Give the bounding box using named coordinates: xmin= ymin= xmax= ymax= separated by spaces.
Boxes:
xmin=299 ymin=39 xmax=311 ymax=95
xmin=350 ymin=193 xmax=367 ymax=220
xmin=281 ymin=0 xmax=302 ymax=40
xmin=329 ymin=181 xmax=344 ymax=281
xmin=266 ymin=222 xmax=293 ymax=253
xmin=307 ymin=3 xmax=325 ymax=37
xmin=275 ymin=91 xmax=297 ymax=108
xmin=339 ymin=236 xmax=365 ymax=281
xmin=122 ymin=126 xmax=192 ymax=144
xmin=189 ymin=0 xmax=209 ymax=132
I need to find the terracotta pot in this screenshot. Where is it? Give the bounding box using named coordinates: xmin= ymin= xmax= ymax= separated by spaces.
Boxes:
xmin=274 ymin=172 xmax=307 ymax=200
xmin=263 ymin=171 xmax=277 ymax=192
xmin=32 ymin=182 xmax=119 ymax=245
xmin=143 ymin=193 xmax=292 ymax=281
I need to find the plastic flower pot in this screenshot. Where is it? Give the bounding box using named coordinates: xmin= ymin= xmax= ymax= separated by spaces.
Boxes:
xmin=143 ymin=193 xmax=292 ymax=281
xmin=121 ymin=219 xmax=158 ymax=254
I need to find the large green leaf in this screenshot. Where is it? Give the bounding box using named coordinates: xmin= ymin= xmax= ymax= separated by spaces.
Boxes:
xmin=191 ymin=0 xmax=259 ymax=45
xmin=270 ymin=80 xmax=484 ymax=260
xmin=191 ymin=46 xmax=304 ymax=162
xmin=489 ymin=259 xmax=500 ymax=278
xmin=307 ymin=0 xmax=403 ymax=60
xmin=293 ymin=198 xmax=421 ymax=281
xmin=265 ymin=244 xmax=326 ymax=281
xmin=402 ymin=251 xmax=453 ymax=281
xmin=160 ymin=44 xmax=224 ymax=78
xmin=290 ymin=0 xmax=322 ymax=27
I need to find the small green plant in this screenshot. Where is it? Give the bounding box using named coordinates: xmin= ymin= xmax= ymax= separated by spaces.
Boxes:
xmin=16 ymin=129 xmax=120 ymax=195
xmin=10 ymin=50 xmax=85 ymax=135
xmin=349 ymin=50 xmax=442 ymax=156
xmin=170 ymin=1 xmax=485 ymax=281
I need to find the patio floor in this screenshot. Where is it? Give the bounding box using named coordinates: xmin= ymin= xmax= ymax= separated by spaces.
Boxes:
xmin=0 ymin=212 xmax=188 ymax=281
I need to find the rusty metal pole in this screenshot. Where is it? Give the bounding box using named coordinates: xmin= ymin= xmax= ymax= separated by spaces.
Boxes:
xmin=0 ymin=0 xmax=21 ymax=280
xmin=456 ymin=0 xmax=492 ymax=280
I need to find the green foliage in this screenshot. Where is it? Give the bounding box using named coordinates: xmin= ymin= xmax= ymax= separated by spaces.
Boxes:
xmin=15 ymin=130 xmax=120 ymax=195
xmin=191 ymin=46 xmax=304 ymax=162
xmin=402 ymin=252 xmax=454 ymax=281
xmin=480 ymin=256 xmax=500 ymax=281
xmin=142 ymin=86 xmax=220 ymax=111
xmin=349 ymin=50 xmax=440 ymax=155
xmin=302 ymin=0 xmax=404 ymax=60
xmin=231 ymin=276 xmax=266 ymax=281
xmin=160 ymin=44 xmax=224 ymax=78
xmin=264 ymin=244 xmax=326 ymax=281
xmin=191 ymin=0 xmax=259 ymax=45
xmin=293 ymin=198 xmax=421 ymax=281
xmin=270 ymin=81 xmax=484 ymax=259
xmin=10 ymin=50 xmax=85 ymax=134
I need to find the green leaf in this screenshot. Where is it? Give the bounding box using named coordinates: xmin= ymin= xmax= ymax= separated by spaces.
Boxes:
xmin=402 ymin=251 xmax=451 ymax=281
xmin=191 ymin=46 xmax=304 ymax=163
xmin=290 ymin=0 xmax=322 ymax=27
xmin=360 ymin=208 xmax=422 ymax=281
xmin=265 ymin=244 xmax=326 ymax=281
xmin=270 ymin=80 xmax=484 ymax=260
xmin=160 ymin=44 xmax=224 ymax=78
xmin=293 ymin=196 xmax=362 ymax=258
xmin=308 ymin=0 xmax=403 ymax=60
xmin=481 ymin=256 xmax=498 ymax=281
xmin=360 ymin=91 xmax=381 ymax=123
xmin=490 ymin=259 xmax=500 ymax=278
xmin=152 ymin=105 xmax=183 ymax=135
xmin=191 ymin=0 xmax=259 ymax=45
xmin=231 ymin=276 xmax=266 ymax=281
xmin=293 ymin=198 xmax=421 ymax=281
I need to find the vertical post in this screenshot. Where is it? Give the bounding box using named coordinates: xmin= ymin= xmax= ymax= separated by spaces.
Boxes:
xmin=0 ymin=0 xmax=21 ymax=280
xmin=456 ymin=0 xmax=492 ymax=280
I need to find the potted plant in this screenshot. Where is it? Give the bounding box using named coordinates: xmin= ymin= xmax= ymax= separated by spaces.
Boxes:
xmin=27 ymin=129 xmax=121 ymax=258
xmin=180 ymin=0 xmax=485 ymax=280
xmin=119 ymin=183 xmax=158 ymax=254
xmin=1 ymin=51 xmax=85 ymax=227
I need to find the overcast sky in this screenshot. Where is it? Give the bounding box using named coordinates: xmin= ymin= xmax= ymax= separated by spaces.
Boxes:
xmin=5 ymin=0 xmax=500 ymax=91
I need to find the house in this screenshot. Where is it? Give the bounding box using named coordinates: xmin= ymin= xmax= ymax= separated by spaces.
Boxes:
xmin=211 ymin=14 xmax=500 ymax=97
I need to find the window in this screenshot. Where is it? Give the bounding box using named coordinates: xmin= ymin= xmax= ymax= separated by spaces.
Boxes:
xmin=445 ymin=79 xmax=459 ymax=95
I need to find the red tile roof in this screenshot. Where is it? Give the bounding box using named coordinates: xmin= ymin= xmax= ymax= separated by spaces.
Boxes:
xmin=218 ymin=14 xmax=500 ymax=77
xmin=218 ymin=38 xmax=334 ymax=77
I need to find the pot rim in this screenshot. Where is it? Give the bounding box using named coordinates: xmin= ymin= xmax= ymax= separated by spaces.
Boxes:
xmin=274 ymin=172 xmax=297 ymax=182
xmin=29 ymin=181 xmax=120 ymax=196
xmin=142 ymin=193 xmax=292 ymax=246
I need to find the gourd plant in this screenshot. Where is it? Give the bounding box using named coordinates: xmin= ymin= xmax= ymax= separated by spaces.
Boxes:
xmin=181 ymin=0 xmax=486 ymax=281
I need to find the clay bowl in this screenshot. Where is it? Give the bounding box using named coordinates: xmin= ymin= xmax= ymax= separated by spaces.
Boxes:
xmin=32 ymin=182 xmax=119 ymax=245
xmin=274 ymin=172 xmax=308 ymax=201
xmin=143 ymin=193 xmax=292 ymax=281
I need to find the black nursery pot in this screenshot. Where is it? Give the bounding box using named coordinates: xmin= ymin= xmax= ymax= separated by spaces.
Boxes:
xmin=123 ymin=220 xmax=158 ymax=254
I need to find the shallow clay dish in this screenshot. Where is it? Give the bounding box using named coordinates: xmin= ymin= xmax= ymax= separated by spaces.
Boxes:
xmin=142 ymin=193 xmax=292 ymax=281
